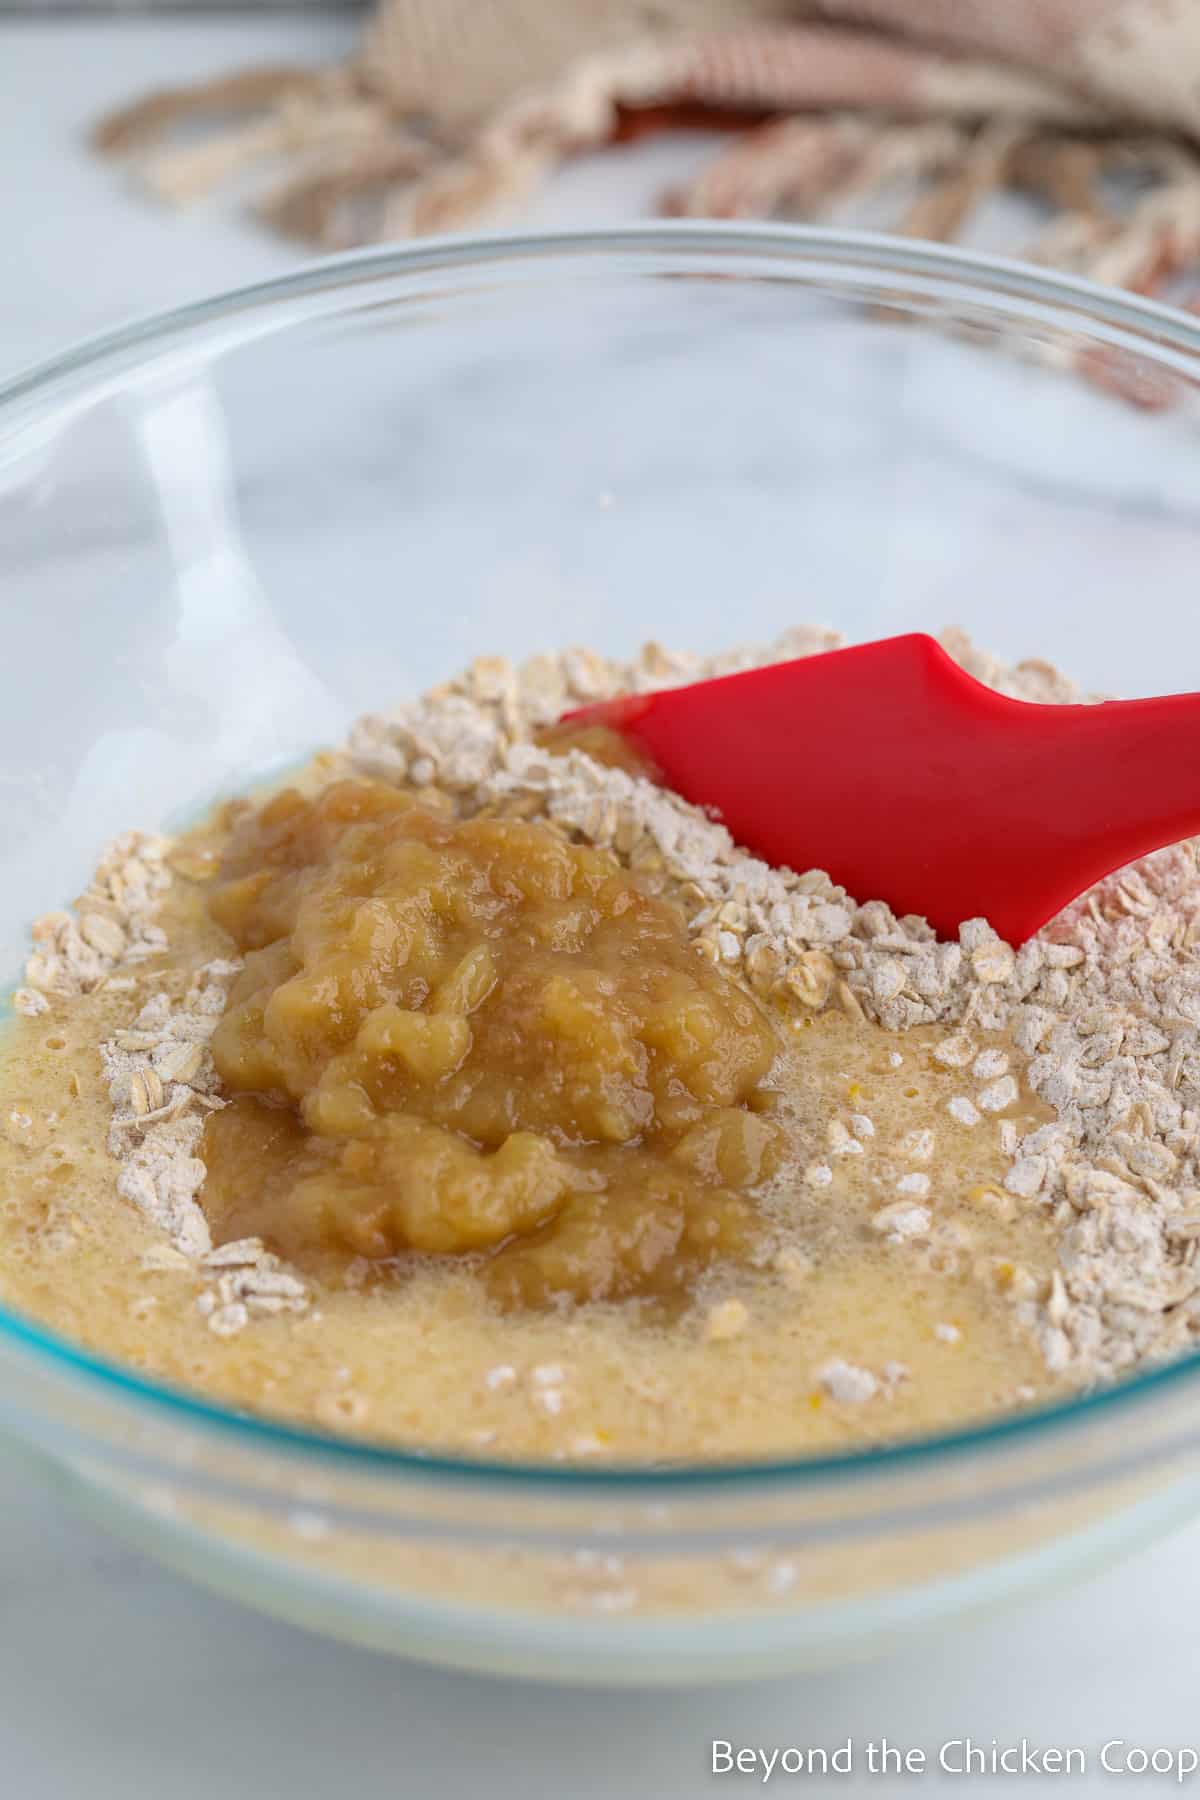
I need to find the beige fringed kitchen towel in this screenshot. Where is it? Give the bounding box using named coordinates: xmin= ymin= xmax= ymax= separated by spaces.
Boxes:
xmin=95 ymin=0 xmax=1200 ymax=299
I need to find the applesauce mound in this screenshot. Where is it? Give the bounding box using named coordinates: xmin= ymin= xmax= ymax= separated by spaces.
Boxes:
xmin=200 ymin=780 xmax=784 ymax=1308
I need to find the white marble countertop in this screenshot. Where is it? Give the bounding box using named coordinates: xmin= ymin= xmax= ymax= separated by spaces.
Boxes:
xmin=1 ymin=15 xmax=743 ymax=383
xmin=5 ymin=18 xmax=1200 ymax=1798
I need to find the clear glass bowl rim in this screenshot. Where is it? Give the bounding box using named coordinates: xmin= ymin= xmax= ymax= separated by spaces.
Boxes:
xmin=4 ymin=219 xmax=1200 ymax=1497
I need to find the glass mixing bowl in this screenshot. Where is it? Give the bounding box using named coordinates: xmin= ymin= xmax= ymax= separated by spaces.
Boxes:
xmin=3 ymin=226 xmax=1200 ymax=1685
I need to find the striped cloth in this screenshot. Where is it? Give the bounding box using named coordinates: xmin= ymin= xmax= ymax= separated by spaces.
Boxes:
xmin=94 ymin=0 xmax=1200 ymax=304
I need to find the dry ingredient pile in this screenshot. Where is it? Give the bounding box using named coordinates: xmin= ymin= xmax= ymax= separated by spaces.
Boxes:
xmin=3 ymin=624 xmax=1200 ymax=1461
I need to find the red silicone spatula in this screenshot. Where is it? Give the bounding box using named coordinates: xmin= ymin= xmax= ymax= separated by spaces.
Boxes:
xmin=562 ymin=632 xmax=1200 ymax=946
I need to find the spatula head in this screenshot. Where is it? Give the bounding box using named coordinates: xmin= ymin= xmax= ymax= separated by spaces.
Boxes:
xmin=564 ymin=634 xmax=1200 ymax=947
